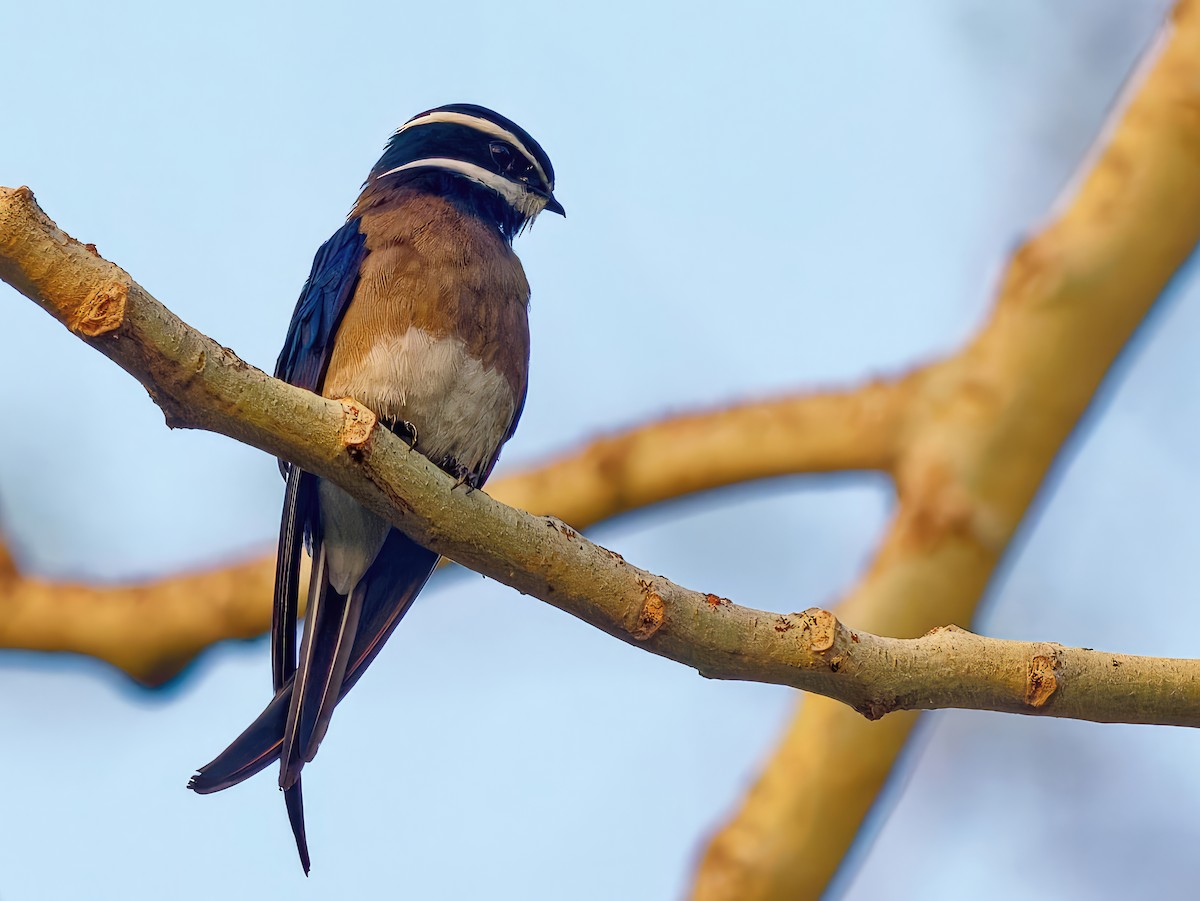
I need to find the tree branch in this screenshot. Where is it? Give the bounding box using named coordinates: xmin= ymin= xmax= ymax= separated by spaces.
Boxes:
xmin=494 ymin=375 xmax=911 ymax=524
xmin=3 ymin=5 xmax=1200 ymax=894
xmin=3 ymin=184 xmax=1199 ymax=727
xmin=0 ymin=550 xmax=278 ymax=687
xmin=692 ymin=3 xmax=1200 ymax=897
xmin=0 ymin=372 xmax=907 ymax=685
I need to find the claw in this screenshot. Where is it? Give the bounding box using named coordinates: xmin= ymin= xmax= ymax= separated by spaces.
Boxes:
xmin=381 ymin=416 xmax=419 ymax=449
xmin=444 ymin=459 xmax=478 ymax=491
xmin=400 ymin=420 xmax=419 ymax=449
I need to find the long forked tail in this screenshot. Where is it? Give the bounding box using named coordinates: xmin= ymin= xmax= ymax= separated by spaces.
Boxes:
xmin=279 ymin=546 xmax=364 ymax=792
xmin=188 ymin=528 xmax=440 ymax=871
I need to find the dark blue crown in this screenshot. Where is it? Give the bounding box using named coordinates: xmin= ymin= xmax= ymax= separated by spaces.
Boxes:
xmin=409 ymin=103 xmax=556 ymax=188
xmin=362 ymin=103 xmax=561 ymax=238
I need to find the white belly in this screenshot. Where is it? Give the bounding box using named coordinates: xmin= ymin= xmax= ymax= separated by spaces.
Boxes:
xmin=318 ymin=327 xmax=516 ymax=593
xmin=324 ymin=327 xmax=516 ymax=477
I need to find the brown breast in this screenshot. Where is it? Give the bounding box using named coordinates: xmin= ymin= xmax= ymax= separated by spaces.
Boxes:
xmin=323 ymin=188 xmax=531 ymax=403
xmin=319 ymin=189 xmax=532 ymax=476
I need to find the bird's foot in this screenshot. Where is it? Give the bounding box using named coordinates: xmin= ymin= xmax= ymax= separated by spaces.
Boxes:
xmin=445 ymin=460 xmax=478 ymax=491
xmin=382 ymin=417 xmax=419 ymax=449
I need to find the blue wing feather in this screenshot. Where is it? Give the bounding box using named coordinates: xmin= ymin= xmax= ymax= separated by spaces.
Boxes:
xmin=275 ymin=217 xmax=369 ymax=395
xmin=271 ymin=218 xmax=365 ymax=872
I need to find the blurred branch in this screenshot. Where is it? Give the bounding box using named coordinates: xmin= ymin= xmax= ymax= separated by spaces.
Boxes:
xmin=0 ymin=548 xmax=277 ymax=687
xmin=5 ymin=185 xmax=1200 ymax=728
xmin=693 ymin=3 xmax=1200 ymax=899
xmin=0 ymin=2 xmax=1195 ymax=896
xmin=0 ymin=375 xmax=907 ymax=685
xmin=495 ymin=376 xmax=909 ymax=523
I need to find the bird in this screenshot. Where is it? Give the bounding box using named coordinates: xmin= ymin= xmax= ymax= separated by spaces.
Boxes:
xmin=188 ymin=103 xmax=563 ymax=873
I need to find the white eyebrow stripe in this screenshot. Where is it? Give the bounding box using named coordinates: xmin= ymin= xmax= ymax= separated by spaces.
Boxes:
xmin=394 ymin=112 xmax=551 ymax=189
xmin=373 ymin=158 xmax=547 ymax=218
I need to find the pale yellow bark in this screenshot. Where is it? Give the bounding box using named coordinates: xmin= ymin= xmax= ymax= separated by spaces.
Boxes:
xmin=0 ymin=377 xmax=906 ymax=684
xmin=0 ymin=2 xmax=1195 ymax=896
xmin=4 ymin=171 xmax=1200 ymax=725
xmin=0 ymin=550 xmax=277 ymax=687
xmin=692 ymin=3 xmax=1200 ymax=897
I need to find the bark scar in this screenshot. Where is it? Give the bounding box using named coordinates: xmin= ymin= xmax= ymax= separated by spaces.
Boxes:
xmin=632 ymin=580 xmax=665 ymax=641
xmin=1024 ymin=653 xmax=1059 ymax=708
xmin=337 ymin=397 xmax=377 ymax=450
xmin=801 ymin=607 xmax=837 ymax=653
xmin=70 ymin=282 xmax=127 ymax=337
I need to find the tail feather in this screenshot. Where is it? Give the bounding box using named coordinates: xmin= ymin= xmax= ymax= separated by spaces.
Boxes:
xmin=340 ymin=529 xmax=439 ymax=696
xmin=301 ymin=581 xmax=364 ymax=763
xmin=273 ymin=467 xmax=314 ymax=865
xmin=188 ymin=523 xmax=441 ymax=872
xmin=272 ymin=467 xmax=310 ymax=691
xmin=280 ymin=543 xmax=368 ymax=787
xmin=284 ymin=782 xmax=311 ymax=875
xmin=280 ymin=546 xmax=331 ymax=790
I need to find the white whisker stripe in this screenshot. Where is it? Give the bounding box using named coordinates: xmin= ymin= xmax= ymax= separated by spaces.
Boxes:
xmin=374 ymin=158 xmax=547 ymax=220
xmin=394 ymin=112 xmax=551 ymax=189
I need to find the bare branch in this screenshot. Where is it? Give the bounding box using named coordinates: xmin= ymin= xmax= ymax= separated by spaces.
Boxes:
xmin=1 ymin=5 xmax=1198 ymax=896
xmin=3 ymin=184 xmax=1200 ymax=728
xmin=0 ymin=371 xmax=907 ymax=685
xmin=494 ymin=376 xmax=912 ymax=524
xmin=693 ymin=3 xmax=1200 ymax=897
xmin=0 ymin=550 xmax=278 ymax=687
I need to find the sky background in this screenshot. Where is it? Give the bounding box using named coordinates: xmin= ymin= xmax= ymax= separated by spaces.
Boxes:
xmin=2 ymin=1 xmax=1198 ymax=898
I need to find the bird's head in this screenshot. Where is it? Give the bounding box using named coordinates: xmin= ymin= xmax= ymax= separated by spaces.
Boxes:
xmin=366 ymin=103 xmax=563 ymax=237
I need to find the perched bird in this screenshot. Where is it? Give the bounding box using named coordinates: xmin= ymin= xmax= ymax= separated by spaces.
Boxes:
xmin=188 ymin=104 xmax=562 ymax=873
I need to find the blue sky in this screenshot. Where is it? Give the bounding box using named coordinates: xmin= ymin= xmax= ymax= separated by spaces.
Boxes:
xmin=2 ymin=1 xmax=1198 ymax=898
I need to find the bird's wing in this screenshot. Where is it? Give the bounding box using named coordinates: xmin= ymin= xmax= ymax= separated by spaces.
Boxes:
xmin=274 ymin=217 xmax=369 ymax=395
xmin=187 ymin=687 xmax=291 ymax=793
xmin=188 ymin=219 xmax=366 ymax=872
xmin=271 ymin=216 xmax=367 ymax=709
xmin=271 ymin=219 xmax=366 ymax=872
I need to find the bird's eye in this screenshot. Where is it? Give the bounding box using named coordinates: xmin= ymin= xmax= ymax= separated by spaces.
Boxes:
xmin=490 ymin=142 xmax=513 ymax=170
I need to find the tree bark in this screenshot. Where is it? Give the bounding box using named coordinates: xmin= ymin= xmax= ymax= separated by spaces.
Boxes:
xmin=692 ymin=3 xmax=1200 ymax=898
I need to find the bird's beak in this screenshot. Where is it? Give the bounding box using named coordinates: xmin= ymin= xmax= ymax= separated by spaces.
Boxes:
xmin=543 ymin=193 xmax=566 ymax=217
